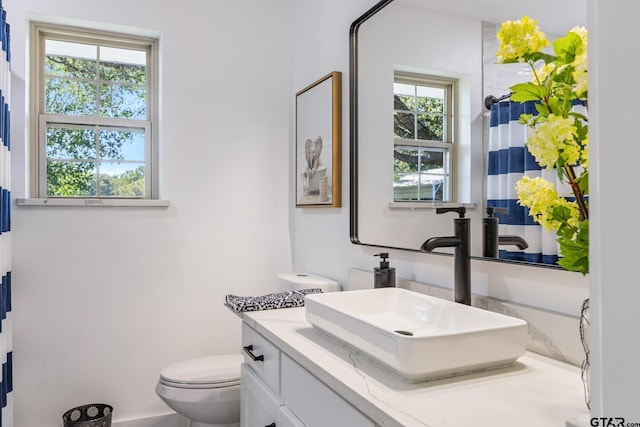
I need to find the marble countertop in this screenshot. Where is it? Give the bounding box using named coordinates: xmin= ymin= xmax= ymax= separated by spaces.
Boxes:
xmin=243 ymin=307 xmax=590 ymax=427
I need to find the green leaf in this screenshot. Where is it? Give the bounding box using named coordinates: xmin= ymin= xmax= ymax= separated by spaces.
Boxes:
xmin=576 ymin=171 xmax=589 ymax=194
xmin=509 ymin=82 xmax=548 ymax=103
xmin=549 ymin=204 xmax=574 ymax=224
xmin=552 ymin=66 xmax=576 ymax=86
xmin=534 ymin=102 xmax=551 ymax=117
xmin=574 ymin=119 xmax=589 ymax=142
xmin=546 ymin=97 xmax=564 ymax=116
xmin=525 ymin=52 xmax=557 ymax=64
xmin=557 ymin=250 xmax=589 ymax=275
xmin=553 ymin=32 xmax=582 ymax=65
xmin=557 ymin=219 xmax=589 ymax=275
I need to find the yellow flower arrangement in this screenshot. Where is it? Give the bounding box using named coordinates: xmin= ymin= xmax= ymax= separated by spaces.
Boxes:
xmin=497 ymin=17 xmax=589 ymax=274
xmin=515 ymin=176 xmax=580 ymax=232
xmin=496 ymin=16 xmax=549 ymax=63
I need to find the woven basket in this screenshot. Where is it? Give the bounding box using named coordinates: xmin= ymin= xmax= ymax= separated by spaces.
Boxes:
xmin=62 ymin=403 xmax=113 ymax=427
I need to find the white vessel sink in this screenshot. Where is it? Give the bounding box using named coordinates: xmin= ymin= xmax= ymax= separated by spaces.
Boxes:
xmin=305 ymin=288 xmax=528 ymax=382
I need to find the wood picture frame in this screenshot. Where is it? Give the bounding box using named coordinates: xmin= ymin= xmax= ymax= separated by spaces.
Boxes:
xmin=295 ymin=71 xmax=342 ymax=207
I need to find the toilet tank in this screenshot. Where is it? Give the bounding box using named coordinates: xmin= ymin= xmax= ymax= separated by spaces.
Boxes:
xmin=277 ymin=273 xmax=340 ymax=293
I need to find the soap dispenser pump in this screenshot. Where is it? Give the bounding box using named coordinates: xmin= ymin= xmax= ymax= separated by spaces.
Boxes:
xmin=373 ymin=253 xmax=396 ymax=288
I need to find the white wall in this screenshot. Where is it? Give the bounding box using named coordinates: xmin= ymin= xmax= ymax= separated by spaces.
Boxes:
xmin=7 ymin=0 xmax=293 ymax=425
xmin=589 ymin=0 xmax=640 ymax=420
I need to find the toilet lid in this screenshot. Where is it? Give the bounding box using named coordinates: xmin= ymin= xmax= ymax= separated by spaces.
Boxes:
xmin=160 ymin=354 xmax=243 ymax=387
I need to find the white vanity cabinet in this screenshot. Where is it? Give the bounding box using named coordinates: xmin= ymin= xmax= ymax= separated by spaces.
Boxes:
xmin=241 ymin=322 xmax=376 ymax=427
xmin=277 ymin=407 xmax=305 ymax=427
xmin=241 ymin=365 xmax=280 ymax=427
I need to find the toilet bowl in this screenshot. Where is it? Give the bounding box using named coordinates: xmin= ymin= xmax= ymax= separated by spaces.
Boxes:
xmin=155 ymin=354 xmax=243 ymax=427
xmin=157 ymin=273 xmax=339 ymax=426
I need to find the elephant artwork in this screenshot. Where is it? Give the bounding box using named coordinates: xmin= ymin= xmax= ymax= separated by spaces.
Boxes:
xmin=300 ymin=136 xmax=327 ymax=200
xmin=295 ymin=71 xmax=342 ymax=207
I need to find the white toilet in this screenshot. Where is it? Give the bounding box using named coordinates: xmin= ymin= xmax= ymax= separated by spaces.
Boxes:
xmin=155 ymin=354 xmax=243 ymax=427
xmin=155 ymin=273 xmax=338 ymax=427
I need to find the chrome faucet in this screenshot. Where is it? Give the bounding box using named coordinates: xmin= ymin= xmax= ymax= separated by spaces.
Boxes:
xmin=420 ymin=207 xmax=471 ymax=305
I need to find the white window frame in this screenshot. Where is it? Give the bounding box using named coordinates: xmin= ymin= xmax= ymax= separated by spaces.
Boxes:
xmin=393 ymin=72 xmax=458 ymax=203
xmin=28 ymin=22 xmax=160 ymax=200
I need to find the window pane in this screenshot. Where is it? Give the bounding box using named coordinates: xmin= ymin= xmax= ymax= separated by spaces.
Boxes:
xmin=46 ymin=125 xmax=96 ymax=159
xmin=394 ymin=147 xmax=419 ymax=173
xmin=46 ymin=78 xmax=97 ymax=115
xmin=416 ymin=96 xmax=444 ymax=114
xmin=98 ymin=163 xmax=145 ymax=197
xmin=45 ymin=40 xmax=97 ymax=79
xmin=393 ymin=172 xmax=444 ymax=201
xmin=394 ymin=94 xmax=413 ymax=111
xmin=394 ymin=112 xmax=415 ymax=139
xmin=394 ymin=146 xmax=447 ymax=202
xmin=416 ymin=85 xmax=444 ymax=100
xmin=100 ymin=46 xmax=147 ymax=84
xmin=393 ymin=83 xmax=415 ymax=96
xmin=100 ymin=84 xmax=146 ymax=119
xmin=417 ymin=114 xmax=444 ymax=141
xmin=47 ymin=161 xmax=96 ymax=197
xmin=101 ymin=46 xmax=146 ymax=65
xmin=419 ymin=149 xmax=444 ymax=171
xmin=99 ymin=129 xmax=145 ymax=161
xmin=419 ymin=172 xmax=445 ymax=201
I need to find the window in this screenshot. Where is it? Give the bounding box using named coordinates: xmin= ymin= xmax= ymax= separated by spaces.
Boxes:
xmin=30 ymin=23 xmax=158 ymax=199
xmin=393 ymin=73 xmax=456 ymax=202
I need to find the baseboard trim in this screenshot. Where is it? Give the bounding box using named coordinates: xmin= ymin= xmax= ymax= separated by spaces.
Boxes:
xmin=112 ymin=412 xmax=187 ymax=427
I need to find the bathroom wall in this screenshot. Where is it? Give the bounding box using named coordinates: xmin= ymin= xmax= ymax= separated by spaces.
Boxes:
xmin=588 ymin=0 xmax=640 ymax=419
xmin=292 ymin=0 xmax=639 ymax=421
xmin=6 ymin=0 xmax=294 ymax=426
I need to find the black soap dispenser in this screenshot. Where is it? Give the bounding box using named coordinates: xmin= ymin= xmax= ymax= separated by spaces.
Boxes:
xmin=373 ymin=253 xmax=396 ymax=288
xmin=483 ymin=206 xmax=525 ymax=258
xmin=483 ymin=207 xmax=503 ymax=258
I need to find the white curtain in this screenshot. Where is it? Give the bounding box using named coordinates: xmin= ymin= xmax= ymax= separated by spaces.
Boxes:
xmin=0 ymin=3 xmax=12 ymax=426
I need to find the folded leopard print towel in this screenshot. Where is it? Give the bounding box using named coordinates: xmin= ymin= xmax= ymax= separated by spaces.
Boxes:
xmin=224 ymin=288 xmax=323 ymax=313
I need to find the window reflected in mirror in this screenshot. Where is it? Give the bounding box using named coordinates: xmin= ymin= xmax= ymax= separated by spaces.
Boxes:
xmin=393 ymin=73 xmax=455 ymax=202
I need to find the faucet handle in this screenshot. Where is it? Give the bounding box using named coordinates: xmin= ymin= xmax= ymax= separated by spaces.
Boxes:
xmin=435 ymin=206 xmax=466 ymax=218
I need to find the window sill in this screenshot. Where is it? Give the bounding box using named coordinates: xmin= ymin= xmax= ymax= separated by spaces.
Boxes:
xmin=388 ymin=201 xmax=477 ymax=210
xmin=15 ymin=198 xmax=170 ymax=208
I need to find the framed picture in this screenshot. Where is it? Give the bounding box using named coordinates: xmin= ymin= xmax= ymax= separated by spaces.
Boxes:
xmin=295 ymin=71 xmax=342 ymax=207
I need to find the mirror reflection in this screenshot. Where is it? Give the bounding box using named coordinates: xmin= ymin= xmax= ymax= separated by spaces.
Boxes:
xmin=350 ymin=0 xmax=587 ymax=266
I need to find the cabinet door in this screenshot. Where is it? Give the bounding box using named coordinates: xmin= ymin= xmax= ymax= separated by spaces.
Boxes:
xmin=281 ymin=354 xmax=375 ymax=427
xmin=241 ymin=364 xmax=281 ymax=427
xmin=278 ymin=407 xmax=306 ymax=427
xmin=242 ymin=322 xmax=281 ymax=393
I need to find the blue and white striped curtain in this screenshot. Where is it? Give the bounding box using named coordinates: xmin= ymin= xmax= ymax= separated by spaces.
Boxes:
xmin=487 ymin=100 xmax=559 ymax=265
xmin=0 ymin=2 xmax=11 ymax=426
xmin=487 ymin=100 xmax=587 ymax=265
